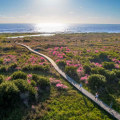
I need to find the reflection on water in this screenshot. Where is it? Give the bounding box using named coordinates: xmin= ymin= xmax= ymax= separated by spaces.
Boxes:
xmin=1 ymin=23 xmax=120 ymax=33
xmin=34 ymin=23 xmax=68 ymax=33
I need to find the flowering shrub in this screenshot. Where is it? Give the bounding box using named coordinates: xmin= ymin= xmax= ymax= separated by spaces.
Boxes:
xmin=56 ymin=83 xmax=68 ymax=90
xmin=50 ymin=78 xmax=62 ymax=85
xmin=49 ymin=78 xmax=68 ymax=90
xmin=92 ymin=62 xmax=102 ymax=67
xmin=3 ymin=55 xmax=17 ymax=65
xmin=6 ymin=76 xmax=11 ymax=81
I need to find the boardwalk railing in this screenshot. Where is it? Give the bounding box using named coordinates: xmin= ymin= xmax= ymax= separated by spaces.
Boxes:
xmin=16 ymin=42 xmax=120 ymax=120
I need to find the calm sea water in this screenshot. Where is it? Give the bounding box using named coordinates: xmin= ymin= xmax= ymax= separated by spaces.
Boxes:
xmin=0 ymin=24 xmax=120 ymax=33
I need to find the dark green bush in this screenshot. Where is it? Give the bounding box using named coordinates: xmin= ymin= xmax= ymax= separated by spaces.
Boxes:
xmin=57 ymin=60 xmax=66 ymax=67
xmin=13 ymin=79 xmax=37 ymax=101
xmin=65 ymin=66 xmax=78 ymax=79
xmin=99 ymin=52 xmax=108 ymax=59
xmin=0 ymin=82 xmax=19 ymax=107
xmin=113 ymin=69 xmax=120 ymax=78
xmin=102 ymin=62 xmax=115 ymax=69
xmin=13 ymin=79 xmax=36 ymax=94
xmin=88 ymin=74 xmax=106 ymax=90
xmin=91 ymin=67 xmax=106 ymax=76
xmin=83 ymin=64 xmax=91 ymax=74
xmin=37 ymin=77 xmax=50 ymax=89
xmin=44 ymin=65 xmax=50 ymax=72
xmin=0 ymin=66 xmax=7 ymax=73
xmin=0 ymin=75 xmax=4 ymax=84
xmin=31 ymin=80 xmax=37 ymax=87
xmin=32 ymin=74 xmax=39 ymax=82
xmin=11 ymin=71 xmax=27 ymax=80
xmin=32 ymin=65 xmax=45 ymax=71
xmin=22 ymin=65 xmax=33 ymax=71
xmin=32 ymin=65 xmax=49 ymax=72
xmin=8 ymin=63 xmax=17 ymax=71
xmin=0 ymin=59 xmax=3 ymax=64
xmin=105 ymin=70 xmax=116 ymax=83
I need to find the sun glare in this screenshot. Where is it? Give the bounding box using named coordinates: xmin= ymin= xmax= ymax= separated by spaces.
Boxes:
xmin=34 ymin=23 xmax=68 ymax=33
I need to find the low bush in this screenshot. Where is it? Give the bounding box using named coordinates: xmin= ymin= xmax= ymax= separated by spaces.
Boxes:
xmin=65 ymin=66 xmax=78 ymax=80
xmin=102 ymin=62 xmax=115 ymax=69
xmin=0 ymin=66 xmax=7 ymax=73
xmin=83 ymin=64 xmax=91 ymax=74
xmin=113 ymin=69 xmax=120 ymax=78
xmin=30 ymin=80 xmax=37 ymax=87
xmin=0 ymin=75 xmax=4 ymax=84
xmin=0 ymin=59 xmax=3 ymax=64
xmin=32 ymin=74 xmax=39 ymax=82
xmin=37 ymin=77 xmax=50 ymax=89
xmin=8 ymin=63 xmax=17 ymax=71
xmin=99 ymin=52 xmax=108 ymax=59
xmin=57 ymin=60 xmax=66 ymax=67
xmin=88 ymin=74 xmax=106 ymax=90
xmin=91 ymin=67 xmax=106 ymax=76
xmin=22 ymin=65 xmax=33 ymax=71
xmin=105 ymin=70 xmax=117 ymax=83
xmin=11 ymin=71 xmax=27 ymax=80
xmin=0 ymin=82 xmax=20 ymax=107
xmin=13 ymin=79 xmax=37 ymax=101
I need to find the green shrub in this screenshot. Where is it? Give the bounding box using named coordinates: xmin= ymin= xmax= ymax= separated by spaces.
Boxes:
xmin=11 ymin=71 xmax=27 ymax=80
xmin=57 ymin=60 xmax=66 ymax=67
xmin=13 ymin=79 xmax=37 ymax=101
xmin=31 ymin=80 xmax=37 ymax=87
xmin=91 ymin=67 xmax=106 ymax=76
xmin=0 ymin=82 xmax=19 ymax=107
xmin=32 ymin=74 xmax=39 ymax=82
xmin=113 ymin=69 xmax=120 ymax=78
xmin=32 ymin=65 xmax=45 ymax=71
xmin=99 ymin=52 xmax=108 ymax=59
xmin=105 ymin=70 xmax=116 ymax=83
xmin=0 ymin=59 xmax=3 ymax=64
xmin=22 ymin=65 xmax=33 ymax=71
xmin=102 ymin=62 xmax=115 ymax=69
xmin=44 ymin=65 xmax=50 ymax=72
xmin=83 ymin=64 xmax=91 ymax=74
xmin=88 ymin=74 xmax=106 ymax=90
xmin=0 ymin=75 xmax=4 ymax=84
xmin=8 ymin=63 xmax=17 ymax=71
xmin=37 ymin=77 xmax=50 ymax=89
xmin=13 ymin=79 xmax=36 ymax=94
xmin=0 ymin=66 xmax=7 ymax=73
xmin=65 ymin=66 xmax=78 ymax=80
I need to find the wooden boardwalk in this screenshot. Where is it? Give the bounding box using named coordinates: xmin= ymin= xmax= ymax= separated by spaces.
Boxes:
xmin=16 ymin=43 xmax=120 ymax=120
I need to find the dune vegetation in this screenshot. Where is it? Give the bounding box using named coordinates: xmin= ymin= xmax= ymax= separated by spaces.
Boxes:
xmin=0 ymin=33 xmax=120 ymax=120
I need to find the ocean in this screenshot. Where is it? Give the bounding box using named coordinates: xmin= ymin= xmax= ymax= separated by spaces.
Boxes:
xmin=0 ymin=24 xmax=120 ymax=33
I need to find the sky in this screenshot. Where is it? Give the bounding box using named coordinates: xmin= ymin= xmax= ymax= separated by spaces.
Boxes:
xmin=0 ymin=0 xmax=120 ymax=24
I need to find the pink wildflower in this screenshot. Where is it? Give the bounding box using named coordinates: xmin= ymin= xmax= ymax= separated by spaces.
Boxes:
xmin=6 ymin=77 xmax=11 ymax=81
xmin=27 ymin=74 xmax=32 ymax=78
xmin=27 ymin=79 xmax=31 ymax=84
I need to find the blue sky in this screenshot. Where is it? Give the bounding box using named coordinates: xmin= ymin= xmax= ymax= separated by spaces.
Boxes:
xmin=0 ymin=0 xmax=120 ymax=24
